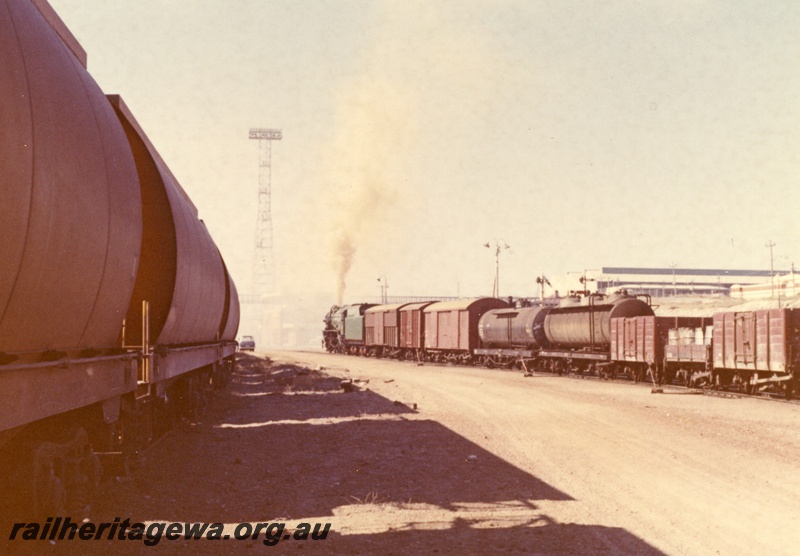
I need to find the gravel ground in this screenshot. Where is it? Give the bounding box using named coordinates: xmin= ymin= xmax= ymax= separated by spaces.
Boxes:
xmin=6 ymin=350 xmax=800 ymax=555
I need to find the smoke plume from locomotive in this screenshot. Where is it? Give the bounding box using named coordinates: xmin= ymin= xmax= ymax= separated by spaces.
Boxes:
xmin=326 ymin=78 xmax=409 ymax=304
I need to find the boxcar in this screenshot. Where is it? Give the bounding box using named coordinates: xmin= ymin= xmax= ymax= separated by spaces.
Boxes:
xmin=365 ymin=303 xmax=412 ymax=357
xmin=399 ymin=301 xmax=439 ymax=360
xmin=424 ymin=298 xmax=509 ymax=363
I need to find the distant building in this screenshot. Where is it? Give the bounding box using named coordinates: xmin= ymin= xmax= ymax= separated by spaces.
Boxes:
xmin=596 ymin=267 xmax=787 ymax=297
xmin=731 ymin=271 xmax=800 ymax=300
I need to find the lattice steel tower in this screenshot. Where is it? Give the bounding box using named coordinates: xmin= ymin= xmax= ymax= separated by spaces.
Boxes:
xmin=249 ymin=128 xmax=282 ymax=296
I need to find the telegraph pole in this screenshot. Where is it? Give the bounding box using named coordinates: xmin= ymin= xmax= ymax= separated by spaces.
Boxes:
xmin=668 ymin=262 xmax=677 ymax=297
xmin=484 ymin=240 xmax=510 ymax=298
xmin=766 ymin=240 xmax=776 ymax=299
xmin=377 ymin=276 xmax=389 ymax=304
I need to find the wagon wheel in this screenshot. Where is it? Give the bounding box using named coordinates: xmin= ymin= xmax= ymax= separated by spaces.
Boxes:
xmin=46 ymin=476 xmax=67 ymax=516
xmin=540 ymin=359 xmax=550 ymax=373
xmin=743 ymin=374 xmax=754 ymax=395
xmin=33 ymin=459 xmax=67 ymax=516
xmin=657 ymin=360 xmax=668 ymax=385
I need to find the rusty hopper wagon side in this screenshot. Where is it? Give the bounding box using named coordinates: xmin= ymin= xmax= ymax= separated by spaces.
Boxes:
xmin=713 ymin=309 xmax=800 ymax=397
xmin=424 ymin=298 xmax=510 ymax=364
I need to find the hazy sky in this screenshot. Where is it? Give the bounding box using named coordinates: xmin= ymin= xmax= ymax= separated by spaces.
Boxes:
xmin=48 ymin=0 xmax=800 ymax=302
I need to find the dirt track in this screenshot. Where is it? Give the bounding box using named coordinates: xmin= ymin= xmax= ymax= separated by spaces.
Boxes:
xmin=262 ymin=350 xmax=800 ymax=555
xmin=7 ymin=349 xmax=800 ymax=554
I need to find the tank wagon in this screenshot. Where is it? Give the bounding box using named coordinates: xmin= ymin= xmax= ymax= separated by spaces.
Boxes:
xmin=0 ymin=0 xmax=239 ymax=515
xmin=325 ymin=294 xmax=654 ymax=369
xmin=475 ymin=306 xmax=551 ymax=367
xmin=535 ymin=292 xmax=655 ymax=374
xmin=325 ymin=294 xmax=799 ymax=397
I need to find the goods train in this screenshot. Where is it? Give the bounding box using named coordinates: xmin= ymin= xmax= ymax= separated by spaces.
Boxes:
xmin=323 ymin=292 xmax=800 ymax=399
xmin=0 ymin=0 xmax=239 ymax=515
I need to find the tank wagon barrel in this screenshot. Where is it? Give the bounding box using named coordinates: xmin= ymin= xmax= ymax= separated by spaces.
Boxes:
xmin=478 ymin=307 xmax=551 ymax=349
xmin=543 ymin=292 xmax=654 ymax=349
xmin=0 ymin=0 xmax=239 ymax=515
xmin=473 ymin=306 xmax=551 ymax=367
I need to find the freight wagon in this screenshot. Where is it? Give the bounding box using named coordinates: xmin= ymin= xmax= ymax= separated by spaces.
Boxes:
xmin=713 ymin=309 xmax=800 ymax=396
xmin=0 ymin=0 xmax=239 ymax=515
xmin=424 ymin=298 xmax=510 ymax=364
xmin=365 ymin=303 xmax=409 ymax=357
xmin=610 ymin=316 xmax=712 ymax=383
xmin=325 ymin=295 xmax=799 ymax=397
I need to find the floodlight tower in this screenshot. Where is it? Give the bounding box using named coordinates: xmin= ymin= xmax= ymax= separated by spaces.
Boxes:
xmin=249 ymin=128 xmax=282 ymax=297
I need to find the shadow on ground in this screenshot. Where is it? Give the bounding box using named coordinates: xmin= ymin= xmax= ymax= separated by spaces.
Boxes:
xmin=5 ymin=353 xmax=663 ymax=554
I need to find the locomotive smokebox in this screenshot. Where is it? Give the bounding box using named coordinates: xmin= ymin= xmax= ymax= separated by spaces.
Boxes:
xmin=544 ymin=292 xmax=654 ymax=349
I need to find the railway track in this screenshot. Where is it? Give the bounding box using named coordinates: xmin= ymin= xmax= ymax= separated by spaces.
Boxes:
xmin=523 ymin=367 xmax=800 ymax=406
xmin=295 ymin=348 xmax=800 ymax=406
xmin=334 ymin=352 xmax=800 ymax=406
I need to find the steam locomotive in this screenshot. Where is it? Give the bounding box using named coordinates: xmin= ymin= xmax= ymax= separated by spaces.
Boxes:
xmin=324 ymin=292 xmax=800 ymax=399
xmin=1 ymin=0 xmax=239 ymax=515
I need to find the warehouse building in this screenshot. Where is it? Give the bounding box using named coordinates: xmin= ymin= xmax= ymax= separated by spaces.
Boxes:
xmin=594 ymin=267 xmax=786 ymax=297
